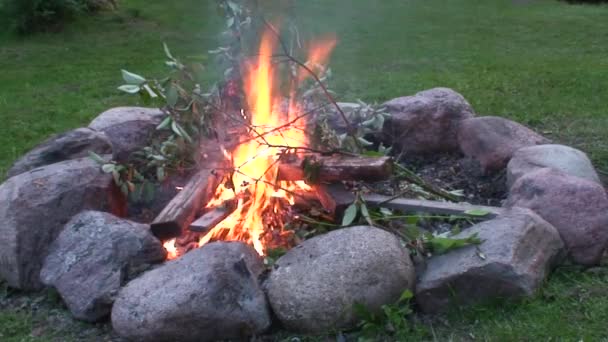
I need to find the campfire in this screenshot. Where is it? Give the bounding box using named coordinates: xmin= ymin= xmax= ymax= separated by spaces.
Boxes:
xmin=161 ymin=29 xmax=338 ymax=259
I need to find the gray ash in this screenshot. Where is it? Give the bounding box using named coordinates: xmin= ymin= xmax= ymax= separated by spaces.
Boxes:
xmin=400 ymin=153 xmax=507 ymax=207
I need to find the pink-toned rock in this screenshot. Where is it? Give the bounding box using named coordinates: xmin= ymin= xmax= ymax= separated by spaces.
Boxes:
xmin=382 ymin=88 xmax=475 ymax=154
xmin=506 ymin=168 xmax=608 ymax=265
xmin=0 ymin=157 xmax=119 ymax=290
xmin=112 ymin=242 xmax=270 ymax=342
xmin=458 ymin=116 xmax=550 ymax=172
xmin=506 ymin=144 xmax=601 ymax=189
xmin=416 ymin=208 xmax=564 ymax=313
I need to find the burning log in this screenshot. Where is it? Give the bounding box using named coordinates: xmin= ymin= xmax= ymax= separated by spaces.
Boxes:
xmin=190 ymin=207 xmax=232 ymax=234
xmin=277 ymin=155 xmax=393 ymax=183
xmin=151 ymin=169 xmax=223 ymax=240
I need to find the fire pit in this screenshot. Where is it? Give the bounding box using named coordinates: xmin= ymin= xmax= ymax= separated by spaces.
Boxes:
xmin=1 ymin=14 xmax=607 ymax=342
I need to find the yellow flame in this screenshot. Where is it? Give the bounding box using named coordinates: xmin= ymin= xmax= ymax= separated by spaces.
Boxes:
xmin=198 ymin=29 xmax=335 ymax=256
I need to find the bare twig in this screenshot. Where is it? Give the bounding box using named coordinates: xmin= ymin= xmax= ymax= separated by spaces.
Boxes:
xmin=394 ymin=164 xmax=461 ymax=202
xmin=260 ymin=19 xmax=359 ymax=143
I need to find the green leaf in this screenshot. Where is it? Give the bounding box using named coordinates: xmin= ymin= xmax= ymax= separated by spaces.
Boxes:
xmin=176 ymin=123 xmax=193 ymax=143
xmin=88 ymin=151 xmax=105 ymax=164
xmin=166 ymin=83 xmax=179 ymax=107
xmin=342 ymin=203 xmax=358 ymax=226
xmin=357 ymin=137 xmax=374 ymax=146
xmin=143 ymin=84 xmax=158 ymax=98
xmin=156 ymin=116 xmax=172 ymax=130
xmin=360 ymin=202 xmax=373 ymax=226
xmin=101 ymin=164 xmax=115 ymax=173
xmin=171 ymin=120 xmax=183 ymax=137
xmin=379 ymin=207 xmax=393 ymax=217
xmin=426 ymin=233 xmax=482 ymax=255
xmin=117 ymin=84 xmax=141 ymax=94
xmin=398 ymin=289 xmax=413 ymax=302
xmin=121 ymin=69 xmax=146 ymax=85
xmin=405 ymin=216 xmax=419 ymax=226
xmin=163 ymin=42 xmax=175 ymax=60
xmin=362 ymin=150 xmax=384 ymax=157
xmin=464 ymin=209 xmax=491 ymax=217
xmin=226 ymin=0 xmax=240 ymax=13
xmin=156 ymin=166 xmax=166 ymax=182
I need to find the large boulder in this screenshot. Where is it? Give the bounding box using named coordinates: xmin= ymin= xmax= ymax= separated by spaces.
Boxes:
xmin=40 ymin=211 xmax=166 ymax=322
xmin=506 ymin=144 xmax=601 ymax=189
xmin=88 ymin=107 xmax=164 ymax=161
xmin=111 ymin=242 xmax=270 ymax=342
xmin=7 ymin=128 xmax=113 ymax=178
xmin=0 ymin=157 xmax=119 ymax=290
xmin=416 ymin=208 xmax=564 ymax=313
xmin=382 ymin=87 xmax=475 ymax=154
xmin=458 ymin=116 xmax=550 ymax=172
xmin=265 ymin=226 xmax=415 ymax=334
xmin=506 ymin=168 xmax=608 ymax=265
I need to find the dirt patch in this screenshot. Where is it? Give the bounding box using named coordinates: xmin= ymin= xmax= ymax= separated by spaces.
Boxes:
xmin=400 ymin=153 xmax=508 ymax=207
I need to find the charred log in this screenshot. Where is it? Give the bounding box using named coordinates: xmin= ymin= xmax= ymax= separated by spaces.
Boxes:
xmin=189 ymin=206 xmax=233 ymax=234
xmin=151 ymin=169 xmax=223 ymax=240
xmin=277 ymin=155 xmax=393 ymax=183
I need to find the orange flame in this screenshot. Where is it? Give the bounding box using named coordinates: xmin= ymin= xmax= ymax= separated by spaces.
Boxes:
xmin=297 ymin=34 xmax=338 ymax=84
xmin=192 ymin=29 xmax=335 ymax=256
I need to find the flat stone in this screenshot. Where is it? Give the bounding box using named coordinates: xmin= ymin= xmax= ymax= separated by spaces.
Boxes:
xmin=7 ymin=128 xmax=113 ymax=178
xmin=111 ymin=242 xmax=270 ymax=342
xmin=266 ymin=226 xmax=415 ymax=334
xmin=458 ymin=116 xmax=550 ymax=172
xmin=507 ymin=144 xmax=601 ymax=189
xmin=40 ymin=211 xmax=166 ymax=322
xmin=0 ymin=158 xmax=120 ymax=290
xmin=89 ymin=107 xmax=164 ymax=161
xmin=506 ymin=168 xmax=608 ymax=265
xmin=382 ymin=87 xmax=475 ymax=154
xmin=416 ymin=208 xmax=564 ymax=313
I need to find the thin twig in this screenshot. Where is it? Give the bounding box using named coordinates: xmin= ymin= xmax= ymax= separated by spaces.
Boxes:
xmin=261 ymin=19 xmax=358 ymax=140
xmin=394 ymin=164 xmax=461 ymax=202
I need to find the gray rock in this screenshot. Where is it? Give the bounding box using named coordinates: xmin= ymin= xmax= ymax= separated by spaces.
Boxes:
xmin=506 ymin=144 xmax=601 ymax=189
xmin=0 ymin=158 xmax=119 ymax=290
xmin=458 ymin=116 xmax=550 ymax=172
xmin=7 ymin=128 xmax=113 ymax=178
xmin=506 ymin=168 xmax=608 ymax=265
xmin=40 ymin=211 xmax=166 ymax=322
xmin=111 ymin=242 xmax=270 ymax=342
xmin=382 ymin=88 xmax=475 ymax=153
xmin=266 ymin=226 xmax=415 ymax=334
xmin=416 ymin=208 xmax=564 ymax=314
xmin=89 ymin=107 xmax=164 ymax=161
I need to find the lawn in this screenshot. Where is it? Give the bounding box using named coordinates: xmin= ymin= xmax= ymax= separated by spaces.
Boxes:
xmin=1 ymin=0 xmax=608 ymax=340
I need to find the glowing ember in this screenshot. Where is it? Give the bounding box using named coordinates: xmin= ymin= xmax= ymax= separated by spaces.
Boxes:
xmin=164 ymin=239 xmax=178 ymax=260
xmin=194 ymin=30 xmax=337 ymax=256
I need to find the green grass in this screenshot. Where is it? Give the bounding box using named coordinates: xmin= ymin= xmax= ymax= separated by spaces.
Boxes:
xmin=1 ymin=0 xmax=608 ymax=340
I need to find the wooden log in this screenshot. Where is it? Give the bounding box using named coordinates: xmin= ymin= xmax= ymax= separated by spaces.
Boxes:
xmin=277 ymin=155 xmax=393 ymax=183
xmin=326 ymin=186 xmax=503 ymax=219
xmin=189 ymin=207 xmax=232 ymax=233
xmin=150 ymin=169 xmax=222 ymax=240
xmin=363 ymin=194 xmax=504 ymax=218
